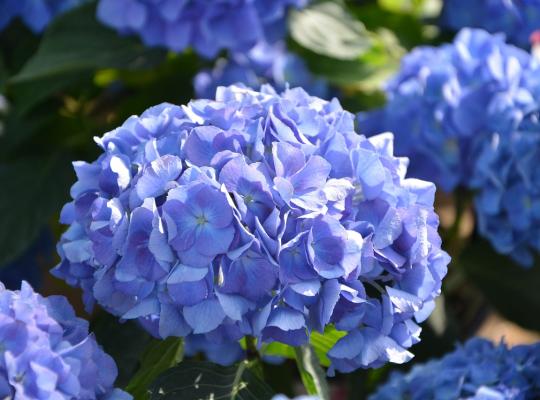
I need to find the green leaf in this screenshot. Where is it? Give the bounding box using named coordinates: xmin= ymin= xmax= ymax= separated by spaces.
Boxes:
xmin=290 ymin=1 xmax=371 ymax=60
xmin=294 ymin=345 xmax=330 ymax=400
xmin=147 ymin=360 xmax=274 ymax=400
xmin=126 ymin=338 xmax=184 ymax=400
xmin=11 ymin=3 xmax=165 ymax=83
xmin=310 ymin=327 xmax=347 ymax=367
xmin=261 ymin=326 xmax=347 ymax=368
xmin=7 ymin=2 xmax=165 ymax=114
xmin=460 ymin=238 xmax=540 ymax=332
xmin=294 ymin=26 xmax=403 ymax=92
xmin=377 ymin=0 xmax=442 ymax=18
xmin=0 ymin=155 xmax=73 ymax=266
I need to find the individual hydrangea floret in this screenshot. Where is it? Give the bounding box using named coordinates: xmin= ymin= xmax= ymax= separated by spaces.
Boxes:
xmin=54 ymin=84 xmax=449 ymax=374
xmin=97 ymin=0 xmax=308 ymax=58
xmin=440 ymin=0 xmax=540 ymax=49
xmin=0 ymin=281 xmax=131 ymax=399
xmin=370 ymin=338 xmax=540 ymax=400
xmin=0 ymin=0 xmax=84 ymax=33
xmin=360 ymin=28 xmax=538 ymax=192
xmin=194 ymin=41 xmax=328 ymax=99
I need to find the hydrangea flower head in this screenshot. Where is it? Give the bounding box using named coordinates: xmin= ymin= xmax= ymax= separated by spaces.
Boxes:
xmin=54 ymin=84 xmax=449 ymax=374
xmin=441 ymin=0 xmax=540 ymax=48
xmin=194 ymin=41 xmax=329 ymax=99
xmin=97 ymin=0 xmax=308 ymax=58
xmin=370 ymin=338 xmax=540 ymax=400
xmin=0 ymin=281 xmax=130 ymax=399
xmin=360 ymin=28 xmax=538 ymax=192
xmin=472 ymin=104 xmax=540 ymax=266
xmin=0 ymin=0 xmax=84 ymax=33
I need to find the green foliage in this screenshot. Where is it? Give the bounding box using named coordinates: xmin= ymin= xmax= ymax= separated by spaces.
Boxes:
xmin=127 ymin=338 xmax=184 ymax=400
xmin=289 ymin=1 xmax=371 ymax=60
xmin=377 ymin=0 xmax=442 ymax=17
xmin=289 ymin=1 xmax=405 ymax=98
xmin=147 ymin=361 xmax=274 ymax=400
xmin=294 ymin=345 xmax=330 ymax=400
xmin=10 ymin=2 xmax=163 ymax=83
xmin=7 ymin=2 xmax=165 ymax=115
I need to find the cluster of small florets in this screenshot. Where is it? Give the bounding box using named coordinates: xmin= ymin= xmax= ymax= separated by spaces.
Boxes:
xmin=97 ymin=0 xmax=307 ymax=58
xmin=54 ymin=84 xmax=449 ymax=374
xmin=370 ymin=338 xmax=540 ymax=400
xmin=360 ymin=28 xmax=540 ymax=266
xmin=194 ymin=41 xmax=328 ymax=100
xmin=0 ymin=0 xmax=83 ymax=33
xmin=472 ymin=107 xmax=540 ymax=266
xmin=440 ymin=0 xmax=540 ymax=48
xmin=0 ymin=281 xmax=130 ymax=399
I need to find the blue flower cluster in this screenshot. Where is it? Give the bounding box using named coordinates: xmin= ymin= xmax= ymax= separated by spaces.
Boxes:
xmin=370 ymin=338 xmax=540 ymax=400
xmin=0 ymin=0 xmax=83 ymax=33
xmin=54 ymin=85 xmax=449 ymax=374
xmin=472 ymin=106 xmax=540 ymax=266
xmin=194 ymin=41 xmax=328 ymax=100
xmin=360 ymin=28 xmax=540 ymax=265
xmin=97 ymin=0 xmax=307 ymax=58
xmin=441 ymin=0 xmax=540 ymax=48
xmin=0 ymin=281 xmax=130 ymax=399
xmin=360 ymin=29 xmax=538 ymax=192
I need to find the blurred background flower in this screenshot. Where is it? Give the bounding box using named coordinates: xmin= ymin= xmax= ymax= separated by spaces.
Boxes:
xmin=441 ymin=0 xmax=540 ymax=49
xmin=370 ymin=337 xmax=540 ymax=400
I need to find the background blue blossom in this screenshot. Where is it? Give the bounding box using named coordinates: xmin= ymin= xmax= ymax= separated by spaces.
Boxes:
xmin=360 ymin=28 xmax=538 ymax=192
xmin=360 ymin=28 xmax=540 ymax=266
xmin=472 ymin=104 xmax=540 ymax=266
xmin=370 ymin=337 xmax=540 ymax=400
xmin=194 ymin=41 xmax=328 ymax=100
xmin=97 ymin=0 xmax=308 ymax=58
xmin=0 ymin=281 xmax=130 ymax=399
xmin=54 ymin=84 xmax=449 ymax=374
xmin=441 ymin=0 xmax=540 ymax=49
xmin=0 ymin=0 xmax=84 ymax=33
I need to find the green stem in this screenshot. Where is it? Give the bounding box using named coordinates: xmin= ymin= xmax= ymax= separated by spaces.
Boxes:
xmin=230 ymin=360 xmax=247 ymax=400
xmin=245 ymin=335 xmax=259 ymax=361
xmin=294 ymin=345 xmax=330 ymax=400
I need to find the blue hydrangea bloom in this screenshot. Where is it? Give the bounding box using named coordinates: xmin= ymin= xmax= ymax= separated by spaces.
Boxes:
xmin=97 ymin=0 xmax=308 ymax=58
xmin=370 ymin=338 xmax=540 ymax=400
xmin=0 ymin=0 xmax=84 ymax=33
xmin=360 ymin=28 xmax=539 ymax=192
xmin=0 ymin=281 xmax=131 ymax=399
xmin=441 ymin=0 xmax=540 ymax=48
xmin=194 ymin=41 xmax=328 ymax=99
xmin=361 ymin=28 xmax=540 ymax=265
xmin=471 ymin=106 xmax=540 ymax=266
xmin=54 ymin=84 xmax=449 ymax=374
